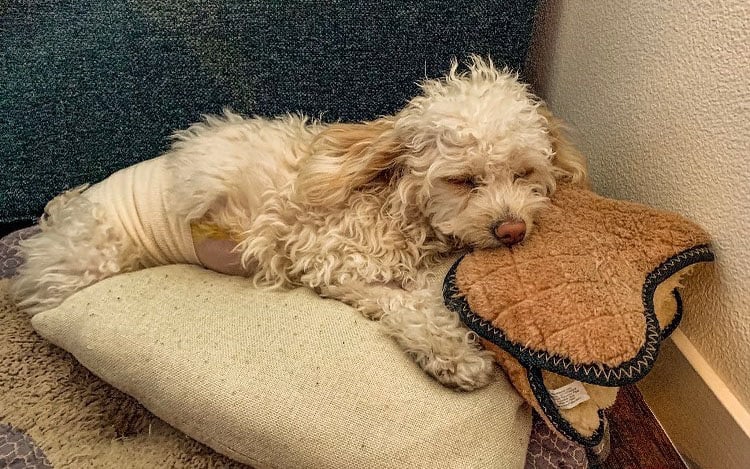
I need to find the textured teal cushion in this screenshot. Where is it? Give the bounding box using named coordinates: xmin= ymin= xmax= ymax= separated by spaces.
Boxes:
xmin=0 ymin=0 xmax=538 ymax=223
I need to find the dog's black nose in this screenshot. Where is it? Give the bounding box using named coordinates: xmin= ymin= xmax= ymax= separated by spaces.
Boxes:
xmin=493 ymin=220 xmax=526 ymax=246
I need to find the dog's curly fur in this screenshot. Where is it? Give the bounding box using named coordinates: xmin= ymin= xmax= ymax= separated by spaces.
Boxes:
xmin=12 ymin=57 xmax=587 ymax=391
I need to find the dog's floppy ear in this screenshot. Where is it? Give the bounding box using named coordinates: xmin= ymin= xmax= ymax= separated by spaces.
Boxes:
xmin=538 ymin=104 xmax=590 ymax=187
xmin=295 ymin=118 xmax=402 ymax=206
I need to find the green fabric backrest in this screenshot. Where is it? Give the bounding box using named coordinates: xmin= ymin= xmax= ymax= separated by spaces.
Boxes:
xmin=1 ymin=0 xmax=539 ymax=223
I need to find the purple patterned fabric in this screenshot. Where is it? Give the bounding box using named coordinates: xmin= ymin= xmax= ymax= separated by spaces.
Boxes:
xmin=525 ymin=412 xmax=589 ymax=469
xmin=0 ymin=424 xmax=53 ymax=469
xmin=1 ymin=227 xmax=53 ymax=468
xmin=0 ymin=226 xmax=39 ymax=279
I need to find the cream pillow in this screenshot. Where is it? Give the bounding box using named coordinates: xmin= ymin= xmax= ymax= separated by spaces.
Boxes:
xmin=32 ymin=265 xmax=531 ymax=469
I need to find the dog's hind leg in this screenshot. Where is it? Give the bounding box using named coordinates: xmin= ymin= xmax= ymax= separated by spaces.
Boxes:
xmin=10 ymin=187 xmax=142 ymax=316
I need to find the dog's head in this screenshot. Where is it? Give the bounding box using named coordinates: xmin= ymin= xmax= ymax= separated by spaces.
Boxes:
xmin=297 ymin=56 xmax=588 ymax=249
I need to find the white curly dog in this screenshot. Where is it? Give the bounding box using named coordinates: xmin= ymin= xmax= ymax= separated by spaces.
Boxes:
xmin=12 ymin=57 xmax=587 ymax=391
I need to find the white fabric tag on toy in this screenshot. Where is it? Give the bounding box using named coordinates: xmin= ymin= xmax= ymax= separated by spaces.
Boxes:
xmin=549 ymin=381 xmax=591 ymax=409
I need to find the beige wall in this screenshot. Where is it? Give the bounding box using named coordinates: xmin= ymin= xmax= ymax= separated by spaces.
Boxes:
xmin=527 ymin=1 xmax=749 ymax=464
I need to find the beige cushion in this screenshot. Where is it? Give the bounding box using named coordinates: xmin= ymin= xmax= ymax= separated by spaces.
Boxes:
xmin=31 ymin=265 xmax=531 ymax=469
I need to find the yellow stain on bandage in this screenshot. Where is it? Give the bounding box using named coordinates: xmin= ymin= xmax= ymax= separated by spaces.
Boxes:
xmin=190 ymin=221 xmax=235 ymax=243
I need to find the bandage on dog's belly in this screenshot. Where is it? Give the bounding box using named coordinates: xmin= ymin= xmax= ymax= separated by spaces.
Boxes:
xmin=190 ymin=222 xmax=246 ymax=276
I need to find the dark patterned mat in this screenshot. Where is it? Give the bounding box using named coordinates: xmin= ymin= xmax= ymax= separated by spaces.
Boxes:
xmin=0 ymin=424 xmax=53 ymax=469
xmin=0 ymin=226 xmax=40 ymax=279
xmin=1 ymin=227 xmax=53 ymax=469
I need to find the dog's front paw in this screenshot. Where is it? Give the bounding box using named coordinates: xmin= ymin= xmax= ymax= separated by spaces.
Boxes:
xmin=417 ymin=348 xmax=496 ymax=392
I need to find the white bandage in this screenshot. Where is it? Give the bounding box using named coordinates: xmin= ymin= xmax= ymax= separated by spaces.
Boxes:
xmin=84 ymin=156 xmax=199 ymax=267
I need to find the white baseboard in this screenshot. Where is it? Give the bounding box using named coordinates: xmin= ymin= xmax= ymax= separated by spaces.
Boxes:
xmin=638 ymin=329 xmax=750 ymax=469
xmin=669 ymin=329 xmax=750 ymax=437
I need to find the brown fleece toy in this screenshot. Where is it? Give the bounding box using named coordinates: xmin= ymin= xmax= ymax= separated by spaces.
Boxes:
xmin=443 ymin=185 xmax=714 ymax=447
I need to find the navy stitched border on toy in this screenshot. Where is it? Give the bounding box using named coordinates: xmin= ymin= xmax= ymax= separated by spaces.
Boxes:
xmin=527 ymin=367 xmax=606 ymax=447
xmin=442 ymin=245 xmax=714 ymax=387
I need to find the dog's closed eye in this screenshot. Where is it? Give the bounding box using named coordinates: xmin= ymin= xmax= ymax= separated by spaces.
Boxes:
xmin=513 ymin=168 xmax=535 ymax=182
xmin=444 ymin=176 xmax=479 ymax=190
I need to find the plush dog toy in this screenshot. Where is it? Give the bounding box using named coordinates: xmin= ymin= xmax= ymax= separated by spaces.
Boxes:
xmin=443 ymin=184 xmax=714 ymax=446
